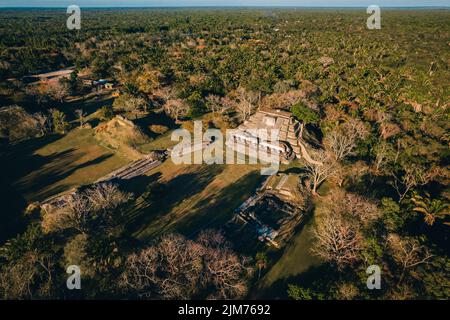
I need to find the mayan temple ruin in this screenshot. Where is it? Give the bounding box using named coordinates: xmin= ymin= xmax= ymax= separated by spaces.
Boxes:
xmin=228 ymin=107 xmax=303 ymax=163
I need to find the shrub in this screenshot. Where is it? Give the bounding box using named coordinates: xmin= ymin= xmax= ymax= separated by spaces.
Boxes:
xmin=99 ymin=105 xmax=114 ymax=121
xmin=149 ymin=124 xmax=169 ymax=134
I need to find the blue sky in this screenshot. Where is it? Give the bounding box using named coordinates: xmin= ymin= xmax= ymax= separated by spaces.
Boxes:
xmin=0 ymin=0 xmax=449 ymax=7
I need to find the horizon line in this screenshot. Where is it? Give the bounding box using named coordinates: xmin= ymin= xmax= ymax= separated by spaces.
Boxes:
xmin=0 ymin=5 xmax=449 ymax=8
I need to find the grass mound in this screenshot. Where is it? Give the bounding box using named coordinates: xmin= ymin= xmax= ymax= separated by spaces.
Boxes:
xmin=94 ymin=115 xmax=149 ymax=160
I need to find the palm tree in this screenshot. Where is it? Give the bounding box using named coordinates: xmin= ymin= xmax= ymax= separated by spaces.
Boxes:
xmin=411 ymin=192 xmax=449 ymax=226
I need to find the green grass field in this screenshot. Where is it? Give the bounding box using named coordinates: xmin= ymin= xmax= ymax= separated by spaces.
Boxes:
xmin=8 ymin=128 xmax=130 ymax=202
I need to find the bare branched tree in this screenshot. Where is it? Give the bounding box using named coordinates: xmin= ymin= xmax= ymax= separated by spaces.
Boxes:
xmin=311 ymin=212 xmax=363 ymax=270
xmin=387 ymin=234 xmax=433 ymax=285
xmin=157 ymin=86 xmax=178 ymax=102
xmin=201 ymin=245 xmax=249 ymax=299
xmin=206 ymin=94 xmax=225 ymax=116
xmin=304 ymin=150 xmax=338 ymax=195
xmin=42 ymin=183 xmax=131 ymax=234
xmin=324 ymin=118 xmax=368 ymax=161
xmin=57 ymin=192 xmax=93 ymax=234
xmin=339 ymin=192 xmax=381 ymax=225
xmin=391 ymin=165 xmax=436 ymax=202
xmin=163 ymin=99 xmax=189 ymax=123
xmin=120 ymin=231 xmax=250 ymax=299
xmin=74 ymin=109 xmax=86 ymax=128
xmin=33 ymin=112 xmax=50 ymax=136
xmin=376 ymin=111 xmax=401 ymax=140
xmin=0 ymin=105 xmax=47 ymax=141
xmin=85 ymin=182 xmax=132 ymax=212
xmin=0 ymin=251 xmax=54 ymax=299
xmin=373 ymin=141 xmax=395 ymax=173
xmin=126 ymin=97 xmax=147 ymax=115
xmin=233 ymin=87 xmax=259 ymax=122
xmin=113 ymin=94 xmax=148 ymax=117
xmin=47 ymin=81 xmax=70 ymax=103
xmin=120 ymin=234 xmax=203 ymax=299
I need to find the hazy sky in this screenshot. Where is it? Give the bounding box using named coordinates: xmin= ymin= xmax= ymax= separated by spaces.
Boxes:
xmin=0 ymin=0 xmax=449 ymax=7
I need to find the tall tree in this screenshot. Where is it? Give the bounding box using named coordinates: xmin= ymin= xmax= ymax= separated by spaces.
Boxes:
xmin=50 ymin=109 xmax=69 ymax=134
xmin=74 ymin=109 xmax=86 ymax=128
xmin=291 ymin=101 xmax=320 ymax=140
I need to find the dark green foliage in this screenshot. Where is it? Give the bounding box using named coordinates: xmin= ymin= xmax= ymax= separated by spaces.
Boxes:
xmin=0 ymin=8 xmax=448 ymax=300
xmin=381 ymin=198 xmax=405 ymax=232
xmin=291 ymin=102 xmax=320 ymax=124
xmin=287 ymin=284 xmax=323 ymax=300
xmin=51 ymin=109 xmax=69 ymax=134
xmin=99 ymin=105 xmax=115 ymax=121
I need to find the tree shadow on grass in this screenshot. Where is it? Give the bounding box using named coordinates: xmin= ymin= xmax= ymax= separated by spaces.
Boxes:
xmin=119 ymin=172 xmax=162 ymax=197
xmin=0 ymin=135 xmax=65 ymax=242
xmin=0 ymin=134 xmax=118 ymax=243
xmin=65 ymin=95 xmax=114 ymax=121
xmin=125 ymin=165 xmax=225 ymax=239
xmin=253 ymin=264 xmax=334 ymax=300
xmin=282 ymin=166 xmax=307 ymax=175
xmin=14 ymin=152 xmax=114 ymax=201
xmin=133 ymin=111 xmax=176 ymax=138
xmin=0 ymin=134 xmax=62 ymax=182
xmin=0 ymin=135 xmax=67 ymax=242
xmin=345 ymin=173 xmax=395 ymax=200
xmin=174 ymin=170 xmax=265 ymax=239
xmin=0 ymin=182 xmax=28 ymax=244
